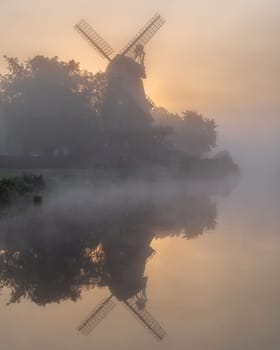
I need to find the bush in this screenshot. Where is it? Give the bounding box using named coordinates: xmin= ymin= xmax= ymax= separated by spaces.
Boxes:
xmin=0 ymin=173 xmax=45 ymax=205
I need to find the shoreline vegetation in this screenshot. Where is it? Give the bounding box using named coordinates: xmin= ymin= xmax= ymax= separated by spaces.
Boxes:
xmin=0 ymin=173 xmax=45 ymax=214
xmin=0 ymin=167 xmax=239 ymax=212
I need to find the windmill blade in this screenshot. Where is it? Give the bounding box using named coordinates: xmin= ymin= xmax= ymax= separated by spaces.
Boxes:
xmin=74 ymin=19 xmax=114 ymax=61
xmin=78 ymin=295 xmax=116 ymax=336
xmin=120 ymin=14 xmax=165 ymax=59
xmin=124 ymin=297 xmax=166 ymax=341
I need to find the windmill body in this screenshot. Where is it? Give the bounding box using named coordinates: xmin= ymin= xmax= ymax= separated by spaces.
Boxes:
xmin=103 ymin=54 xmax=152 ymax=125
xmin=104 ymin=240 xmax=153 ymax=301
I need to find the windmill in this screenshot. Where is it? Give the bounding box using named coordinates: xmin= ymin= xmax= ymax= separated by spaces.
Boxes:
xmin=77 ymin=244 xmax=166 ymax=341
xmin=74 ymin=14 xmax=165 ymax=121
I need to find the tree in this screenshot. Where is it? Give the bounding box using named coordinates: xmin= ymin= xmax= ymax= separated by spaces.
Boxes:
xmin=0 ymin=56 xmax=107 ymax=156
xmin=152 ymin=107 xmax=217 ymax=156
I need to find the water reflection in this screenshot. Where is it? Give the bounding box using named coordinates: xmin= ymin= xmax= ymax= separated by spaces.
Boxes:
xmin=0 ymin=182 xmax=222 ymax=340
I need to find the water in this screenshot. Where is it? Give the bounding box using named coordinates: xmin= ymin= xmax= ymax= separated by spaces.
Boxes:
xmin=0 ymin=173 xmax=279 ymax=350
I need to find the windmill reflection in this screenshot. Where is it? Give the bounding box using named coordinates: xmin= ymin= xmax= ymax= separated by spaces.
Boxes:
xmin=78 ymin=243 xmax=166 ymax=340
xmin=0 ymin=190 xmax=218 ymax=339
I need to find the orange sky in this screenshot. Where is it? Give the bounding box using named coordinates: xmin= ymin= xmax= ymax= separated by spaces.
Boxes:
xmin=0 ymin=0 xmax=279 ymax=127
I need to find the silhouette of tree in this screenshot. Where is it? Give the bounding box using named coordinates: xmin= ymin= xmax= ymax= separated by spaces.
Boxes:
xmin=152 ymin=107 xmax=217 ymax=156
xmin=0 ymin=56 xmax=106 ymax=157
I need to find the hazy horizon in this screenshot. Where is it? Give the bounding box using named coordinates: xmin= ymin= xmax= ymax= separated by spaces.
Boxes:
xmin=1 ymin=1 xmax=279 ymax=110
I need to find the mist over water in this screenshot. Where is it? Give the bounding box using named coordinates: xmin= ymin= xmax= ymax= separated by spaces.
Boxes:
xmin=0 ymin=176 xmax=232 ymax=245
xmin=1 ymin=171 xmax=280 ymax=350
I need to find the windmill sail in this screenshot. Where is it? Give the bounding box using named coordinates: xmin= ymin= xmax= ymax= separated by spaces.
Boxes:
xmin=120 ymin=14 xmax=165 ymax=59
xmin=78 ymin=295 xmax=116 ymax=336
xmin=124 ymin=297 xmax=166 ymax=341
xmin=74 ymin=19 xmax=114 ymax=61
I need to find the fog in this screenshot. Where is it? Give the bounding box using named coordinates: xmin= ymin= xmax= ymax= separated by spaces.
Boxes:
xmin=1 ymin=169 xmax=280 ymax=350
xmin=1 ymin=2 xmax=280 ymax=348
xmin=0 ymin=176 xmax=237 ymax=245
xmin=217 ymin=110 xmax=279 ymax=179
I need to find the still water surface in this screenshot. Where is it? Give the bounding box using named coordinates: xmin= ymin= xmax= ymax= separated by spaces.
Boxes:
xmin=0 ymin=174 xmax=279 ymax=350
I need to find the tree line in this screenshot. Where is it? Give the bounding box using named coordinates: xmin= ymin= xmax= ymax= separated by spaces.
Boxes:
xmin=0 ymin=55 xmax=235 ymax=172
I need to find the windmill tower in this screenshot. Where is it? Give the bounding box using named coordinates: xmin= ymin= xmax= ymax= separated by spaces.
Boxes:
xmin=74 ymin=14 xmax=165 ymax=126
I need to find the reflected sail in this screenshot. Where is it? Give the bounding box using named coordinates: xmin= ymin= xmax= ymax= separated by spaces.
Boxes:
xmin=78 ymin=294 xmax=166 ymax=340
xmin=124 ymin=297 xmax=166 ymax=341
xmin=78 ymin=295 xmax=116 ymax=336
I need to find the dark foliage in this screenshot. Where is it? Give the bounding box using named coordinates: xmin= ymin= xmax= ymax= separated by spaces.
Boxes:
xmin=178 ymin=151 xmax=240 ymax=179
xmin=0 ymin=173 xmax=45 ymax=206
xmin=0 ymin=56 xmax=107 ymax=157
xmin=152 ymin=107 xmax=217 ymax=156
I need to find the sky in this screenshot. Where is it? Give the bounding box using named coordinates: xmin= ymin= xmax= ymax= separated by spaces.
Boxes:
xmin=1 ymin=0 xmax=280 ymax=164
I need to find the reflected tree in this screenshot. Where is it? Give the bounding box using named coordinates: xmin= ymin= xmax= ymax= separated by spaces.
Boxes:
xmin=0 ymin=191 xmax=217 ymax=307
